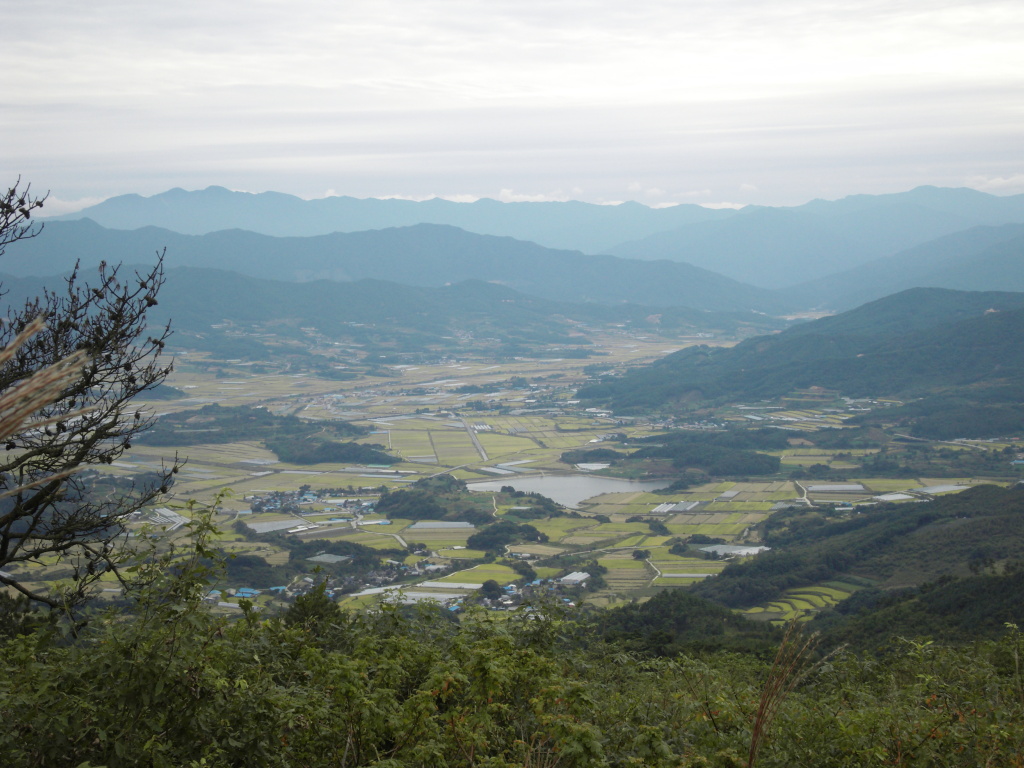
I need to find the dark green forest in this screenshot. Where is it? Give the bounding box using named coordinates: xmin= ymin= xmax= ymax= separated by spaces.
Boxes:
xmin=581 ymin=288 xmax=1024 ymax=416
xmin=3 ymin=514 xmax=1024 ymax=767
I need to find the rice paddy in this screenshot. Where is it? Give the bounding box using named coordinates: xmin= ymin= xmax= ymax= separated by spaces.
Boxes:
xmin=743 ymin=581 xmax=861 ymax=624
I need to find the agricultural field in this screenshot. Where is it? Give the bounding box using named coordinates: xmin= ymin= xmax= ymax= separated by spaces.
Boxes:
xmin=47 ymin=332 xmax=1011 ymax=616
xmin=743 ymin=581 xmax=861 ymax=624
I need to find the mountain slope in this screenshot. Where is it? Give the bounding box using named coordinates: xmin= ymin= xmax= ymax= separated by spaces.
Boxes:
xmin=788 ymin=224 xmax=1024 ymax=310
xmin=609 ymin=187 xmax=1024 ymax=288
xmin=690 ymin=484 xmax=1024 ymax=647
xmin=6 ymin=220 xmax=788 ymax=313
xmin=0 ymin=267 xmax=784 ymax=355
xmin=580 ymin=288 xmax=1024 ymax=412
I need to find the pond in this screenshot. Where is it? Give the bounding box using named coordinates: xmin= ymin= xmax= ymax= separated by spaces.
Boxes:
xmin=467 ymin=474 xmax=667 ymax=508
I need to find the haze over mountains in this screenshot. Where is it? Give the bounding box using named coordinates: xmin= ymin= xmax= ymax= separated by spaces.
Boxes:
xmin=53 ymin=186 xmax=734 ymax=254
xmin=39 ymin=185 xmax=1024 ymax=313
xmin=607 ymin=186 xmax=1024 ymax=288
xmin=10 ymin=220 xmax=787 ymax=313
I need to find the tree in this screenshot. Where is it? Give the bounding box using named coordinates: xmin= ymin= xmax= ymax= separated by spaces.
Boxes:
xmin=480 ymin=579 xmax=503 ymax=600
xmin=0 ymin=178 xmax=178 ymax=610
xmin=632 ymin=549 xmax=651 ymax=560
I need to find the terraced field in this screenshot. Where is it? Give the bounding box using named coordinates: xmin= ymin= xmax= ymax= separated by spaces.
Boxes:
xmin=743 ymin=581 xmax=861 ymax=624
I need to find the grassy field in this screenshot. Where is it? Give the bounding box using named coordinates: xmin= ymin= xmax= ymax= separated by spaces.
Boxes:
xmin=436 ymin=563 xmax=519 ymax=586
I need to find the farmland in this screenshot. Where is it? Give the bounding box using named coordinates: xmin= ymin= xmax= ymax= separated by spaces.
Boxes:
xmin=22 ymin=318 xmax=1005 ymax=616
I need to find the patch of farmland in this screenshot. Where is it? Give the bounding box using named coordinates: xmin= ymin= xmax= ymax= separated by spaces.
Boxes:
xmin=667 ymin=522 xmax=745 ymax=537
xmin=435 ymin=548 xmax=488 ymax=559
xmin=476 ymin=432 xmax=537 ymax=458
xmin=669 ymin=512 xmax=714 ymax=525
xmin=743 ymin=582 xmax=858 ymax=622
xmin=561 ymin=534 xmax=621 ymax=546
xmin=438 ymin=563 xmax=518 ymax=585
xmin=603 ymin=567 xmax=654 ymax=590
xmin=589 ymin=522 xmax=652 ymax=535
xmin=530 ymin=517 xmax=599 ymax=537
xmin=596 ymin=555 xmax=649 ymax=569
xmin=614 ymin=535 xmax=649 ymax=548
xmin=700 ymin=512 xmax=740 ymax=524
xmin=676 ymin=493 xmax=722 ymax=502
xmin=428 ymin=432 xmax=481 ymax=465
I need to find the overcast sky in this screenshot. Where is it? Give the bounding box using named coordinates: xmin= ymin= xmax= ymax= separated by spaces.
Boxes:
xmin=3 ymin=0 xmax=1023 ymax=213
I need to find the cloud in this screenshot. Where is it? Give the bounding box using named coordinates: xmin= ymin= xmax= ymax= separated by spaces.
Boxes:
xmin=497 ymin=189 xmax=572 ymax=203
xmin=702 ymin=202 xmax=747 ymax=210
xmin=967 ymin=174 xmax=1024 ymax=194
xmin=36 ymin=194 xmax=107 ymax=216
xmin=3 ymin=1 xmax=1023 ymax=206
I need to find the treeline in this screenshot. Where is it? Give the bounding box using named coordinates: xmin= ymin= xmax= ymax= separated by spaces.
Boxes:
xmin=376 ymin=475 xmax=494 ymax=525
xmin=265 ymin=437 xmax=396 ymax=466
xmin=851 ymin=389 xmax=1024 ymax=439
xmin=498 ymin=486 xmax=570 ymax=519
xmin=466 ymin=521 xmax=547 ymax=552
xmin=629 ymin=430 xmax=784 ymax=476
xmin=814 ymin=567 xmax=1024 ymax=648
xmin=226 ymin=528 xmax=406 ymax=587
xmin=694 ymin=485 xmax=1024 ymax=625
xmin=138 ymin=403 xmax=366 ymax=445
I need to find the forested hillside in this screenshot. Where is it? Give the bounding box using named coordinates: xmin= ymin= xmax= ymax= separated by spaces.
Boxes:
xmin=2 ymin=514 xmax=1023 ymax=767
xmin=7 ymin=220 xmax=788 ymax=312
xmin=580 ymin=288 xmax=1024 ymax=413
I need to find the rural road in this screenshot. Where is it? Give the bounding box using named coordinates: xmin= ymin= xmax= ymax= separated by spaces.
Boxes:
xmin=460 ymin=418 xmax=489 ymax=462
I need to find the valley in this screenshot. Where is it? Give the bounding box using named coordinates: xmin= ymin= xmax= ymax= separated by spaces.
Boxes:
xmin=11 ymin=307 xmax=1016 ymax=629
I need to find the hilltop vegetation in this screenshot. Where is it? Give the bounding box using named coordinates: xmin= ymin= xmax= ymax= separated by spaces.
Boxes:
xmin=692 ymin=484 xmax=1024 ymax=646
xmin=137 ymin=404 xmax=396 ymax=465
xmin=581 ymin=288 xmax=1024 ymax=417
xmin=3 ymin=521 xmax=1024 ymax=767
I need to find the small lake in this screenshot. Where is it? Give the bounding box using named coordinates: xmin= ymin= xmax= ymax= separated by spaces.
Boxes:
xmin=468 ymin=474 xmax=667 ymax=508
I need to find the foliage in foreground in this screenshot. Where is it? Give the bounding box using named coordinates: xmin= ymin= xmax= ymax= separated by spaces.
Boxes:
xmin=2 ymin=517 xmax=1024 ymax=767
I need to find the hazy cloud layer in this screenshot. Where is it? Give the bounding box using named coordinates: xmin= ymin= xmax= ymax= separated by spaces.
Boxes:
xmin=3 ymin=0 xmax=1023 ymax=209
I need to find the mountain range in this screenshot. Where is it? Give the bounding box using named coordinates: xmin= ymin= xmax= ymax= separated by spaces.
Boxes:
xmin=7 ymin=219 xmax=788 ymax=313
xmin=52 ymin=186 xmax=733 ymax=254
xmin=51 ymin=185 xmax=1024 ymax=294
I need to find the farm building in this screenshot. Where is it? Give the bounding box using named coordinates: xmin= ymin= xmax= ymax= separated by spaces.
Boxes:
xmin=559 ymin=571 xmax=590 ymax=586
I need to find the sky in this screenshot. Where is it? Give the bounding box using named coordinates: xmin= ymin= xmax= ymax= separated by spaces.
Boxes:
xmin=3 ymin=0 xmax=1023 ymax=214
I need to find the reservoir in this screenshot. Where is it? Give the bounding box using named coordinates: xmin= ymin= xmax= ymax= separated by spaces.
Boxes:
xmin=468 ymin=474 xmax=667 ymax=508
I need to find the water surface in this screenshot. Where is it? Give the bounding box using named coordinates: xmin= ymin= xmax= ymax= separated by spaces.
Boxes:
xmin=468 ymin=474 xmax=666 ymax=508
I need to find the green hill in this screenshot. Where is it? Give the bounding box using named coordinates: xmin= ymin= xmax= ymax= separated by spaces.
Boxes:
xmin=692 ymin=484 xmax=1024 ymax=647
xmin=580 ymin=288 xmax=1024 ymax=414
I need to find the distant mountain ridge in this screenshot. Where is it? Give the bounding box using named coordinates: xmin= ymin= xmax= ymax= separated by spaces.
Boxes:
xmin=608 ymin=187 xmax=1024 ymax=288
xmin=8 ymin=219 xmax=789 ymax=313
xmin=787 ymin=224 xmax=1024 ymax=310
xmin=51 ymin=185 xmax=1024 ymax=291
xmin=52 ymin=186 xmax=734 ymax=255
